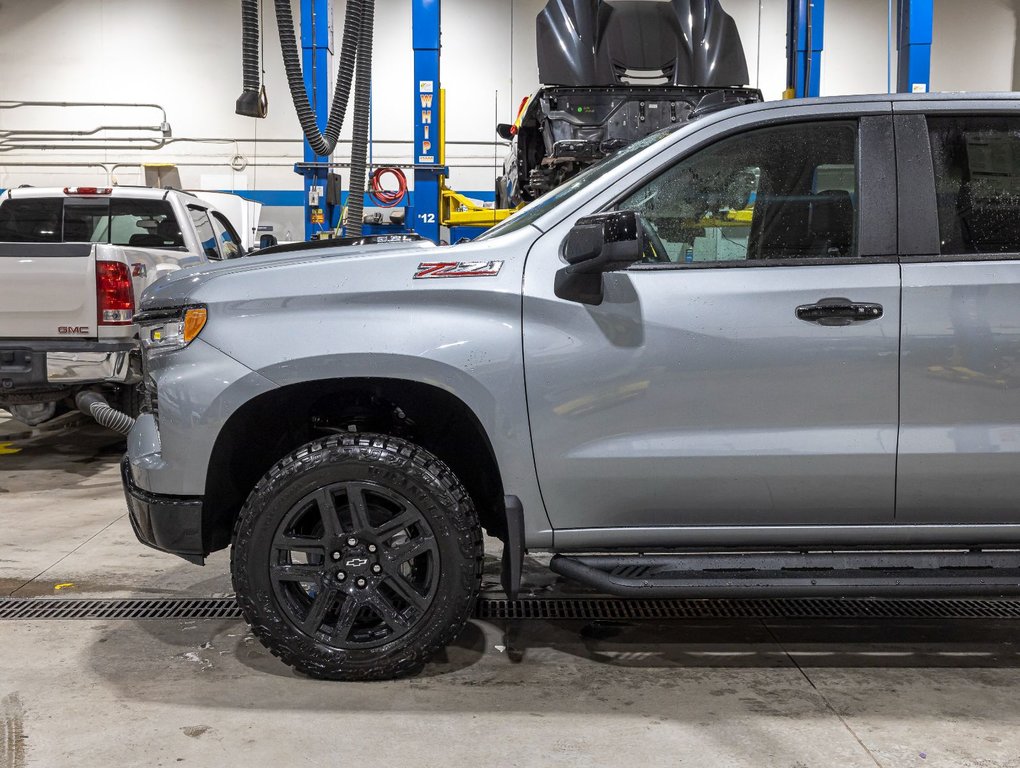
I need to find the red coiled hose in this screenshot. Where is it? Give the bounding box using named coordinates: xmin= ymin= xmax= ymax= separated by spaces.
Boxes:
xmin=369 ymin=167 xmax=408 ymax=208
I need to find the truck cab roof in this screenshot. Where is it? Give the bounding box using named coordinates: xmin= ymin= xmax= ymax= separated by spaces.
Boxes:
xmin=4 ymin=186 xmax=207 ymax=203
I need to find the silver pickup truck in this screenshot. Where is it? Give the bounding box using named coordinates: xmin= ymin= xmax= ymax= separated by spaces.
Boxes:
xmin=123 ymin=93 xmax=1020 ymax=681
xmin=0 ymin=186 xmax=248 ymax=426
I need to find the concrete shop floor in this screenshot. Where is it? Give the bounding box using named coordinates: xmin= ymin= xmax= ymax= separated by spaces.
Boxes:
xmin=2 ymin=415 xmax=1020 ymax=768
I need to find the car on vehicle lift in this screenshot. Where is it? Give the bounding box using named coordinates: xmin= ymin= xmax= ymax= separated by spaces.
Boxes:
xmin=123 ymin=92 xmax=1020 ymax=681
xmin=495 ymin=0 xmax=762 ymax=209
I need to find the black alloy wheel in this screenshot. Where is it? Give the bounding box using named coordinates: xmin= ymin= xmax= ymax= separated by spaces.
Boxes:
xmin=269 ymin=480 xmax=440 ymax=650
xmin=232 ymin=433 xmax=484 ymax=681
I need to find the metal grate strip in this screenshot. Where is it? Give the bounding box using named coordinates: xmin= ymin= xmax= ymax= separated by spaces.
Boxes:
xmin=4 ymin=596 xmax=1020 ymax=622
xmin=476 ymin=597 xmax=1020 ymax=621
xmin=0 ymin=598 xmax=242 ymax=621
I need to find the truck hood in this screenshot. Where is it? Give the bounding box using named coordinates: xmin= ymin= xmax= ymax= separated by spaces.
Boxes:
xmin=141 ymin=238 xmax=437 ymax=310
xmin=537 ymin=0 xmax=750 ymax=88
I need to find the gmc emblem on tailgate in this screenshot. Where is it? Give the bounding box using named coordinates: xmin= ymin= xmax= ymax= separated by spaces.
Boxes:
xmin=58 ymin=326 xmax=90 ymax=335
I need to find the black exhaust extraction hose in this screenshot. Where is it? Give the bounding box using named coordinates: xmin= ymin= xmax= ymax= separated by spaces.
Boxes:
xmin=235 ymin=0 xmax=268 ymax=118
xmin=323 ymin=0 xmax=365 ymax=149
xmin=75 ymin=391 xmax=135 ymax=437
xmin=273 ymin=0 xmax=369 ymax=157
xmin=345 ymin=0 xmax=375 ymax=237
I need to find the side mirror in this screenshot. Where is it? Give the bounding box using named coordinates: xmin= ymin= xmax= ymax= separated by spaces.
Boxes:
xmin=554 ymin=211 xmax=644 ymax=305
xmin=259 ymin=233 xmax=279 ymax=250
xmin=496 ymin=123 xmax=515 ymax=141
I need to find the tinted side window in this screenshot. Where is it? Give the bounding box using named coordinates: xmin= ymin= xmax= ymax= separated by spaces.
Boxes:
xmin=620 ymin=121 xmax=858 ymax=264
xmin=189 ymin=207 xmax=219 ymax=260
xmin=928 ymin=116 xmax=1020 ymax=255
xmin=210 ymin=212 xmax=241 ymax=259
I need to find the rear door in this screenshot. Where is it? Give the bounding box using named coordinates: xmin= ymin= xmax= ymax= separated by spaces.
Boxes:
xmin=895 ymin=102 xmax=1020 ymax=523
xmin=0 ymin=197 xmax=97 ymax=339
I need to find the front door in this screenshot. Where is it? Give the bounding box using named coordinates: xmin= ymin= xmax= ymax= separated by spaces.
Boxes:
xmin=523 ymin=116 xmax=902 ymax=535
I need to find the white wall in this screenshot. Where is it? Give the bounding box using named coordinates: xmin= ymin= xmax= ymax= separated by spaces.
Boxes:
xmin=821 ymin=0 xmax=896 ymax=95
xmin=1 ymin=0 xmax=1019 ymax=237
xmin=722 ymin=0 xmax=788 ymax=99
xmin=931 ymin=0 xmax=1018 ymax=92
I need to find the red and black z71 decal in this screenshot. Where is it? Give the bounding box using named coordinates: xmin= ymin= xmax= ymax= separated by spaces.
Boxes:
xmin=414 ymin=261 xmax=505 ymax=279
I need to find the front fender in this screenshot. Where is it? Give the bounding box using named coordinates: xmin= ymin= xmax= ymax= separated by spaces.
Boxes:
xmin=127 ymin=338 xmax=278 ymax=496
xmin=246 ymin=351 xmax=551 ymax=546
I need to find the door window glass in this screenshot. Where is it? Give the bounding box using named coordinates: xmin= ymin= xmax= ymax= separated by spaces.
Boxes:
xmin=210 ymin=212 xmax=242 ymax=259
xmin=619 ymin=121 xmax=859 ymax=264
xmin=928 ymin=116 xmax=1020 ymax=255
xmin=189 ymin=207 xmax=220 ymax=260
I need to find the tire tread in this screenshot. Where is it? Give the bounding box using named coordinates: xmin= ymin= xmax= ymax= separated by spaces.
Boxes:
xmin=231 ymin=433 xmax=484 ymax=681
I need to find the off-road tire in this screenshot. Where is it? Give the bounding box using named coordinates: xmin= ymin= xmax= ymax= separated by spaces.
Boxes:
xmin=231 ymin=433 xmax=484 ymax=681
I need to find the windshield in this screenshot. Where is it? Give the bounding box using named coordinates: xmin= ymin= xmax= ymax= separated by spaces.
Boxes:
xmin=476 ymin=126 xmax=680 ymax=241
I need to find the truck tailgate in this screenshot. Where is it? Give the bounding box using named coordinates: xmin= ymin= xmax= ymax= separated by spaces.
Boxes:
xmin=0 ymin=243 xmax=97 ymax=339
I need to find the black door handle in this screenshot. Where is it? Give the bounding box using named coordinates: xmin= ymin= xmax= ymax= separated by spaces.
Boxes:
xmin=796 ymin=297 xmax=884 ymax=327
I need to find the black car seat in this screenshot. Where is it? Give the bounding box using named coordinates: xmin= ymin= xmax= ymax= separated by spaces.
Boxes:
xmin=807 ymin=190 xmax=855 ymax=257
xmin=749 ymin=190 xmax=854 ymax=259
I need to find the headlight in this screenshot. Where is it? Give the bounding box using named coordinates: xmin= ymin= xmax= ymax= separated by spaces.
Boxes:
xmin=137 ymin=306 xmax=208 ymax=355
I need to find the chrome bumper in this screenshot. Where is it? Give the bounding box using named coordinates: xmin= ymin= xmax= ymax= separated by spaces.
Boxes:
xmin=47 ymin=350 xmax=135 ymax=384
xmin=0 ymin=340 xmax=137 ymax=392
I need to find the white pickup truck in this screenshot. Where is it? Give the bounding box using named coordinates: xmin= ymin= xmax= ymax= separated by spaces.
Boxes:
xmin=0 ymin=186 xmax=256 ymax=427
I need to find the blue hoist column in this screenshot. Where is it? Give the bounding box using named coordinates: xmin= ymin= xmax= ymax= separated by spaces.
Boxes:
xmin=786 ymin=0 xmax=824 ymax=99
xmin=897 ymin=0 xmax=933 ymax=93
xmin=412 ymin=0 xmax=446 ymax=243
xmin=300 ymin=0 xmax=334 ymax=241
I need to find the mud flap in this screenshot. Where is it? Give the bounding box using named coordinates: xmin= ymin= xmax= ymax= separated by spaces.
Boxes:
xmin=500 ymin=495 xmax=525 ymax=599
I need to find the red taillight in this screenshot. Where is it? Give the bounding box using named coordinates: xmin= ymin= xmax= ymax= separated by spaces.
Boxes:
xmin=97 ymin=261 xmax=135 ymax=325
xmin=64 ymin=186 xmax=113 ymax=195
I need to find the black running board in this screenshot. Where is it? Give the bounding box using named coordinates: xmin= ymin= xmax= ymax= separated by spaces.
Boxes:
xmin=549 ymin=552 xmax=1020 ymax=599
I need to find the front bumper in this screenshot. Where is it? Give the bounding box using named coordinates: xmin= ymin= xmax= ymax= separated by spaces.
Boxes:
xmin=0 ymin=340 xmax=136 ymax=393
xmin=121 ymin=456 xmax=206 ymax=565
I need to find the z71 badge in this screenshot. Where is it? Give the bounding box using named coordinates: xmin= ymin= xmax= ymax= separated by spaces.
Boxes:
xmin=414 ymin=261 xmax=504 ymax=279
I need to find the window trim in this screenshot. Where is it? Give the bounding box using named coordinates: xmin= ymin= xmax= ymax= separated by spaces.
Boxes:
xmin=628 ymin=255 xmax=899 ymax=272
xmin=601 ymin=116 xmax=897 ymax=270
xmin=894 ymin=113 xmax=941 ymax=257
xmin=899 ymin=252 xmax=1020 ymax=265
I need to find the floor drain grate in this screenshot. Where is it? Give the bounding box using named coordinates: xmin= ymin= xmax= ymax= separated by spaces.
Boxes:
xmin=0 ymin=597 xmax=241 ymax=621
xmin=3 ymin=596 xmax=1020 ymax=622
